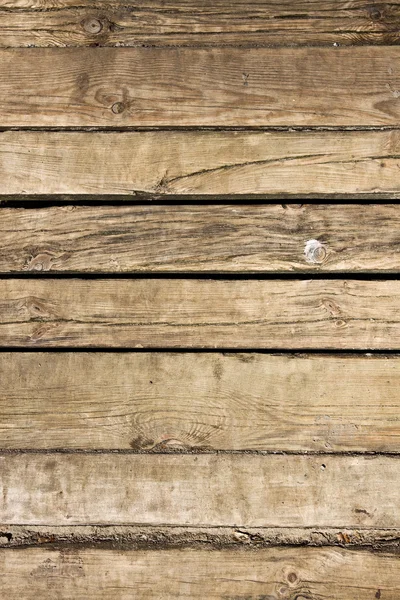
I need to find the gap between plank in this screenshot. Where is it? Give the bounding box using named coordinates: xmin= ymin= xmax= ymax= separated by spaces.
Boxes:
xmin=0 ymin=449 xmax=398 ymax=456
xmin=1 ymin=525 xmax=400 ymax=552
xmin=2 ymin=273 xmax=400 ymax=280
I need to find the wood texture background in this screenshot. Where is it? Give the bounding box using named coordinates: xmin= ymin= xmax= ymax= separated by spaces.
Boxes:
xmin=1 ymin=204 xmax=400 ymax=272
xmin=1 ymin=453 xmax=399 ymax=527
xmin=1 ymin=547 xmax=398 ymax=599
xmin=1 ymin=279 xmax=400 ymax=348
xmin=2 ymin=352 xmax=400 ymax=451
xmin=2 ymin=0 xmax=400 ymax=48
xmin=1 ymin=130 xmax=400 ymax=198
xmin=2 ymin=47 xmax=400 ymax=127
xmin=2 ymin=0 xmax=400 ymax=595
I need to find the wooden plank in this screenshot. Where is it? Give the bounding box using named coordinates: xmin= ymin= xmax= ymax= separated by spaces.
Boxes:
xmin=2 ymin=47 xmax=400 ymax=126
xmin=2 ymin=131 xmax=400 ymax=198
xmin=1 ymin=547 xmax=399 ymax=599
xmin=2 ymin=204 xmax=400 ymax=273
xmin=2 ymin=1 xmax=400 ymax=48
xmin=1 ymin=279 xmax=400 ymax=349
xmin=2 ymin=352 xmax=400 ymax=452
xmin=1 ymin=453 xmax=400 ymax=526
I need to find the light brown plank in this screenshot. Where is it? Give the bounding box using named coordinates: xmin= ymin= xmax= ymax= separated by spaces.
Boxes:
xmin=2 ymin=47 xmax=400 ymax=126
xmin=1 ymin=454 xmax=400 ymax=526
xmin=1 ymin=547 xmax=399 ymax=599
xmin=2 ymin=204 xmax=400 ymax=272
xmin=1 ymin=131 xmax=400 ymax=198
xmin=1 ymin=279 xmax=400 ymax=349
xmin=2 ymin=352 xmax=400 ymax=452
xmin=1 ymin=1 xmax=400 ymax=47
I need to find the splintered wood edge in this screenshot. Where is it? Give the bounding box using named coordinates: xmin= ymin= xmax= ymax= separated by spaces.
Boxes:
xmin=1 ymin=525 xmax=400 ymax=551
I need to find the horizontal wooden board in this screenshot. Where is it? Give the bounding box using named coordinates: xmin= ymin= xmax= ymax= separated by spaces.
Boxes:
xmin=2 ymin=204 xmax=400 ymax=272
xmin=1 ymin=454 xmax=400 ymax=526
xmin=2 ymin=0 xmax=400 ymax=48
xmin=1 ymin=279 xmax=400 ymax=348
xmin=2 ymin=131 xmax=400 ymax=198
xmin=1 ymin=547 xmax=399 ymax=599
xmin=2 ymin=47 xmax=400 ymax=126
xmin=2 ymin=352 xmax=400 ymax=452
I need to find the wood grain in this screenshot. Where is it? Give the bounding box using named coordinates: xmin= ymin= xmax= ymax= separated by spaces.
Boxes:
xmin=2 ymin=0 xmax=400 ymax=47
xmin=2 ymin=47 xmax=400 ymax=126
xmin=1 ymin=547 xmax=399 ymax=599
xmin=1 ymin=453 xmax=400 ymax=526
xmin=2 ymin=352 xmax=400 ymax=452
xmin=1 ymin=279 xmax=400 ymax=349
xmin=2 ymin=131 xmax=400 ymax=198
xmin=2 ymin=204 xmax=400 ymax=273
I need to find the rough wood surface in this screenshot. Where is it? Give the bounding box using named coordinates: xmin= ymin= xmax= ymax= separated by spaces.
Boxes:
xmin=1 ymin=546 xmax=399 ymax=599
xmin=2 ymin=204 xmax=400 ymax=272
xmin=2 ymin=524 xmax=400 ymax=549
xmin=1 ymin=279 xmax=400 ymax=349
xmin=1 ymin=453 xmax=400 ymax=526
xmin=2 ymin=1 xmax=400 ymax=48
xmin=2 ymin=352 xmax=400 ymax=452
xmin=2 ymin=47 xmax=400 ymax=126
xmin=2 ymin=131 xmax=400 ymax=198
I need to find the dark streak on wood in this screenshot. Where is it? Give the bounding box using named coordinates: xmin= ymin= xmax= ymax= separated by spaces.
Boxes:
xmin=2 ymin=525 xmax=400 ymax=550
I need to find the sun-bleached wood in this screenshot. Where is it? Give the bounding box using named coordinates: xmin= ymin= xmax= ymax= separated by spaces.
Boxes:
xmin=2 ymin=352 xmax=400 ymax=451
xmin=1 ymin=0 xmax=400 ymax=47
xmin=1 ymin=546 xmax=399 ymax=599
xmin=2 ymin=47 xmax=400 ymax=126
xmin=1 ymin=453 xmax=400 ymax=526
xmin=1 ymin=204 xmax=400 ymax=272
xmin=2 ymin=132 xmax=400 ymax=198
xmin=1 ymin=279 xmax=400 ymax=348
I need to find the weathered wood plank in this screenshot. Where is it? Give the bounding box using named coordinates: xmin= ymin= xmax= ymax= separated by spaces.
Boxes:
xmin=1 ymin=1 xmax=400 ymax=47
xmin=2 ymin=131 xmax=400 ymax=198
xmin=1 ymin=279 xmax=400 ymax=349
xmin=2 ymin=47 xmax=400 ymax=126
xmin=1 ymin=547 xmax=399 ymax=599
xmin=2 ymin=204 xmax=400 ymax=273
xmin=2 ymin=352 xmax=400 ymax=452
xmin=1 ymin=454 xmax=400 ymax=526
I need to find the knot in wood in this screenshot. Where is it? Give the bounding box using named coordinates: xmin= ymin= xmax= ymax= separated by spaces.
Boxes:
xmin=369 ymin=6 xmax=383 ymax=20
xmin=112 ymin=101 xmax=126 ymax=114
xmin=304 ymin=239 xmax=327 ymax=264
xmin=288 ymin=572 xmax=298 ymax=584
xmin=82 ymin=17 xmax=103 ymax=35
